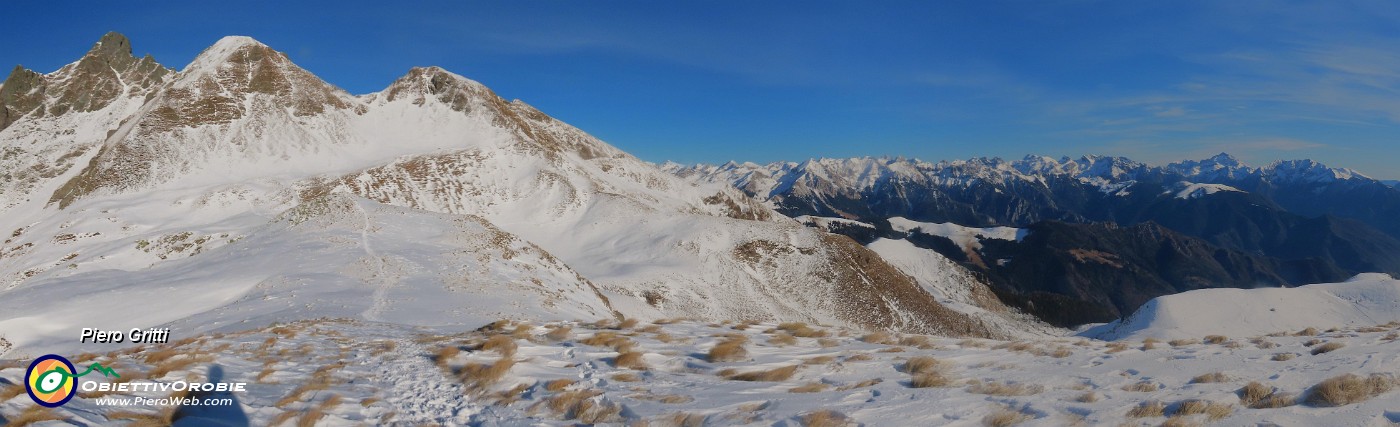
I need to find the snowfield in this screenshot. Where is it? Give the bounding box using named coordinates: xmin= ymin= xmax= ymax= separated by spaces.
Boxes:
xmin=1083 ymin=273 xmax=1400 ymax=341
xmin=2 ymin=318 xmax=1398 ymax=426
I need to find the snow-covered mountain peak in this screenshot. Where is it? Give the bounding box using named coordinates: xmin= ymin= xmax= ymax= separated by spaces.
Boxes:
xmin=1267 ymin=159 xmax=1366 ymax=183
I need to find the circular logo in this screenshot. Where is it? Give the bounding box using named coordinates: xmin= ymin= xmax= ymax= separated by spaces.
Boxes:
xmin=25 ymin=354 xmax=77 ymax=408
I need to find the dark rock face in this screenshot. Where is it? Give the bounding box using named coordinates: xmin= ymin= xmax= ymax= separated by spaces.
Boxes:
xmin=0 ymin=66 xmax=47 ymax=130
xmin=0 ymin=32 xmax=170 ymax=131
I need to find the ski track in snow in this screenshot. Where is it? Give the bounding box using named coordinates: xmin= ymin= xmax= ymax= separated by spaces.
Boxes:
xmin=357 ymin=201 xmax=392 ymax=322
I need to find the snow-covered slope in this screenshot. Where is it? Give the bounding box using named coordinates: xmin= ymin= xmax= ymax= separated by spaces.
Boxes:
xmin=1167 ymin=182 xmax=1244 ymax=200
xmin=1083 ymin=273 xmax=1400 ymax=341
xmin=0 ymin=194 xmax=618 ymax=355
xmin=888 ymin=216 xmax=1026 ymax=251
xmin=0 ymin=33 xmax=1015 ymax=359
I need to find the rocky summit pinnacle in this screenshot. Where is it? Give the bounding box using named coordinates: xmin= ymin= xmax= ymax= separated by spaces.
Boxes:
xmin=87 ymin=32 xmax=135 ymax=62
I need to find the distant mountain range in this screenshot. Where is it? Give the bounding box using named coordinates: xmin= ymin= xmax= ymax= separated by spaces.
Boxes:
xmin=668 ymin=154 xmax=1400 ymax=326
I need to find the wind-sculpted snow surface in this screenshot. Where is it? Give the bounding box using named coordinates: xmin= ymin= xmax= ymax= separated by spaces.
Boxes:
xmin=1083 ymin=273 xmax=1400 ymax=341
xmin=5 ymin=318 xmax=1398 ymax=426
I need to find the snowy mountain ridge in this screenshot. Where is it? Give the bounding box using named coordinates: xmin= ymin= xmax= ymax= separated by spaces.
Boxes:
xmin=0 ymin=33 xmax=1041 ymax=358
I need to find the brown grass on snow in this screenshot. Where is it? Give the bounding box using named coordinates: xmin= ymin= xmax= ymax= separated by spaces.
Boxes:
xmin=966 ymin=379 xmax=1043 ymax=396
xmin=1304 ymin=373 xmax=1397 ymax=407
xmin=1239 ymin=381 xmax=1297 ymax=408
xmin=789 ymin=382 xmax=829 ymax=393
xmin=801 ymin=409 xmax=853 ymax=427
xmin=1310 ymin=342 xmax=1345 ymax=355
xmin=911 ymin=372 xmax=955 ymax=388
xmin=1203 ymin=335 xmax=1229 ymax=344
xmin=481 ymin=335 xmax=519 ymax=357
xmin=768 ymin=332 xmax=798 ymax=346
xmin=1172 ymin=399 xmax=1233 ymax=421
xmin=6 ymin=405 xmax=68 ymax=427
xmin=544 ymin=325 xmax=572 ymax=342
xmin=706 ymin=336 xmax=749 ymax=362
xmin=982 ymin=407 xmax=1031 ymax=427
xmin=458 ymin=357 xmax=516 ymax=391
xmin=777 ymin=322 xmax=828 ymax=338
xmin=1272 ymin=352 xmax=1296 ymax=361
xmin=1190 ymin=372 xmax=1229 ymax=384
xmin=859 ymin=331 xmax=897 ymax=345
xmin=544 ymin=378 xmax=574 ymax=392
xmin=1122 ymin=380 xmax=1159 ymax=392
xmin=902 ymin=356 xmax=943 ymax=375
xmin=613 ymin=350 xmax=647 ymax=370
xmin=1126 ymin=400 xmax=1165 ymax=418
xmin=726 ymin=365 xmax=800 ymax=382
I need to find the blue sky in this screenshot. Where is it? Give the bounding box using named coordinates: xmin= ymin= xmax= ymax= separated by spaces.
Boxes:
xmin=4 ymin=1 xmax=1399 ymax=178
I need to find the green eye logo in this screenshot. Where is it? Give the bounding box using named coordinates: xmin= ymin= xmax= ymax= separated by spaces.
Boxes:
xmin=25 ymin=355 xmax=119 ymax=407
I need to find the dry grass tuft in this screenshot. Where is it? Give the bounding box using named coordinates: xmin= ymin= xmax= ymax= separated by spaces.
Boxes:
xmin=801 ymin=409 xmax=853 ymax=427
xmin=580 ymin=331 xmax=632 ymax=351
xmin=902 ymin=356 xmax=943 ymax=375
xmin=966 ymin=379 xmax=1044 ymax=396
xmin=1272 ymin=352 xmax=1296 ymax=361
xmin=910 ymin=371 xmax=956 ymax=388
xmin=817 ymin=338 xmax=840 ymax=348
xmin=777 ymin=322 xmax=828 ymax=338
xmin=1075 ymin=391 xmax=1098 ymax=403
xmin=1049 ymin=347 xmax=1073 ymax=358
xmin=1304 ymin=373 xmax=1396 ymax=407
xmin=0 ymin=383 xmax=25 ymax=401
xmin=616 ymin=318 xmax=640 ymax=330
xmin=1141 ymin=338 xmax=1159 ymax=350
xmin=613 ymin=350 xmax=647 ymax=370
xmin=1104 ymin=342 xmax=1129 ymax=353
xmin=611 ymin=372 xmax=641 ymax=382
xmin=1238 ymin=381 xmax=1272 ymax=407
xmin=844 ymin=353 xmax=873 ymax=362
xmin=706 ymin=336 xmax=749 ymax=363
xmin=726 ymin=365 xmax=800 ymax=382
xmin=1310 ymin=342 xmax=1345 ymax=355
xmin=1126 ymin=400 xmax=1165 ymax=418
xmin=459 ymin=357 xmax=516 ymax=391
xmin=1122 ymin=380 xmax=1159 ymax=392
xmin=1168 ymin=338 xmax=1199 ymax=347
xmin=860 ymin=331 xmax=897 ymax=345
xmin=899 ymin=335 xmax=935 ymax=349
xmin=663 ymin=412 xmax=708 ymax=427
xmin=1159 ymin=416 xmax=1200 ymax=427
xmin=836 ymin=378 xmax=883 ymax=391
xmin=958 ymin=339 xmax=990 ymax=348
xmin=768 ymin=332 xmax=798 ymax=347
xmin=544 ymin=378 xmax=575 ymax=392
xmin=143 ymin=347 xmax=181 ymax=364
xmin=1190 ymin=372 xmax=1229 ymax=384
xmin=107 ymin=409 xmax=176 ymax=427
xmin=7 ymin=405 xmax=69 ymax=426
xmin=481 ymin=335 xmax=519 ymax=357
xmin=982 ymin=407 xmax=1031 ymax=427
xmin=1239 ymin=381 xmax=1298 ymax=408
xmin=804 ymin=355 xmax=837 ymax=365
xmin=1203 ymin=335 xmax=1229 ymax=344
xmin=789 ymin=382 xmax=829 ymax=393
xmin=1295 ymin=327 xmax=1319 ymax=336
xmin=1173 ymin=399 xmax=1233 ymax=420
xmin=544 ymin=325 xmax=572 ymax=342
xmin=434 ymin=345 xmax=462 ymax=367
xmin=542 ymin=389 xmax=622 ymax=423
